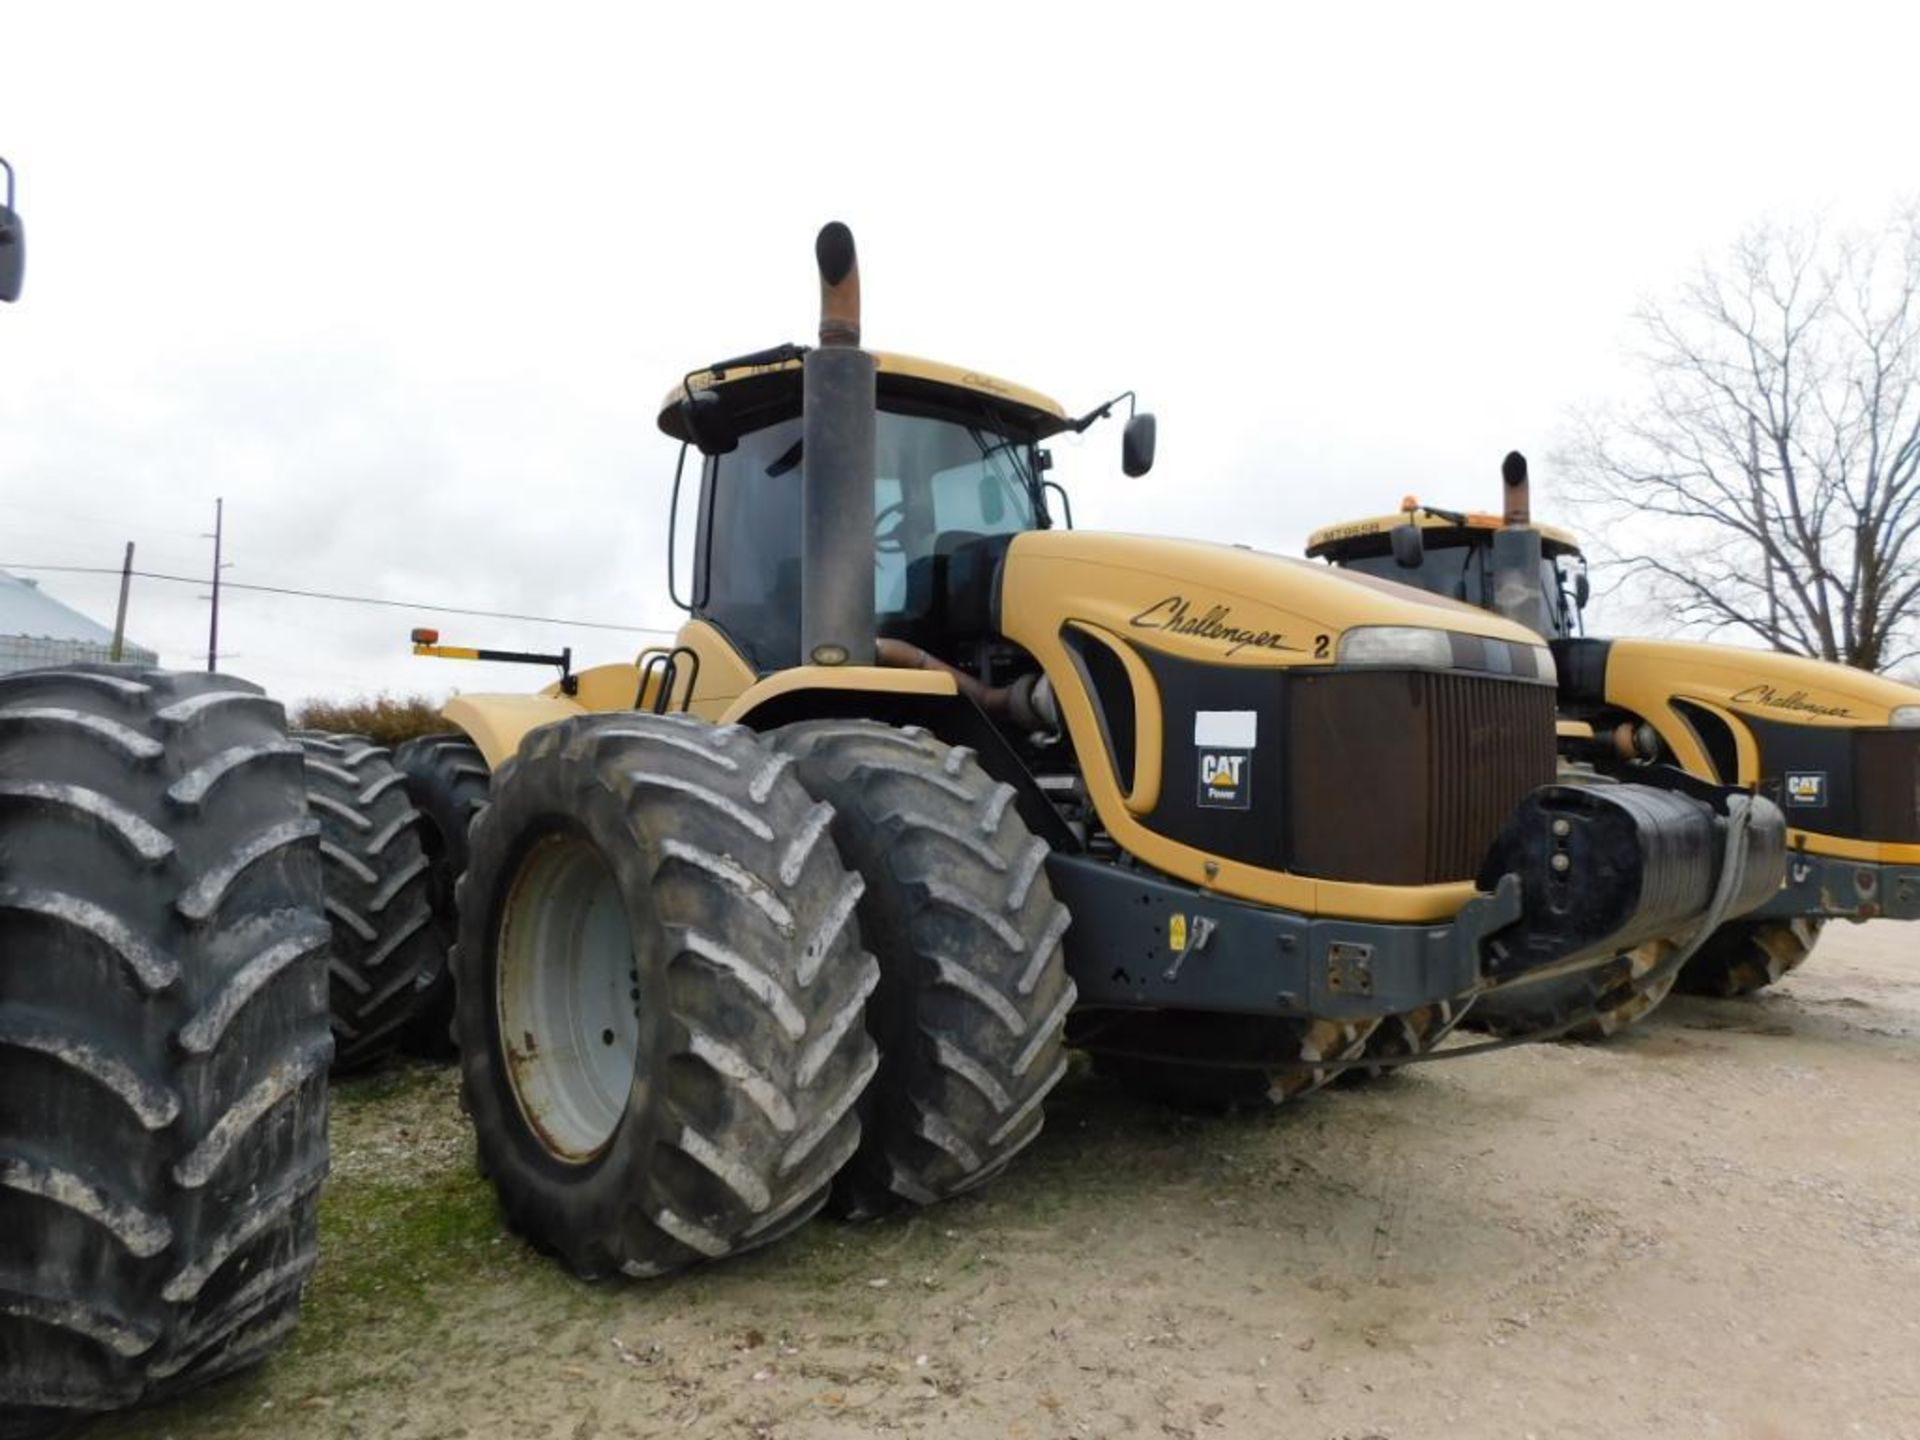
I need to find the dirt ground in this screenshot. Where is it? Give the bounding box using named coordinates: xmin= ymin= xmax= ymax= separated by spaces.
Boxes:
xmin=96 ymin=922 xmax=1919 ymax=1440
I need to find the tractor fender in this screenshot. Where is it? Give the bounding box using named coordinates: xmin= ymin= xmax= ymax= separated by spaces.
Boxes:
xmin=721 ymin=667 xmax=1079 ymax=852
xmin=441 ymin=692 xmax=588 ymax=770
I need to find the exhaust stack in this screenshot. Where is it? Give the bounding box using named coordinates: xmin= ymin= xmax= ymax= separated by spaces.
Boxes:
xmin=800 ymin=222 xmax=878 ymax=667
xmin=1490 ymin=450 xmax=1550 ymax=634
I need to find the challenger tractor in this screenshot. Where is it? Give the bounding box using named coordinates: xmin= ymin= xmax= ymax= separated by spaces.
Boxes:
xmin=1307 ymin=453 xmax=1920 ymax=1035
xmin=388 ymin=223 xmax=1788 ymax=1279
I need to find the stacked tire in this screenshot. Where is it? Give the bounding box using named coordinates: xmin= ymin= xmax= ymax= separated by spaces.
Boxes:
xmin=0 ymin=667 xmax=330 ymax=1436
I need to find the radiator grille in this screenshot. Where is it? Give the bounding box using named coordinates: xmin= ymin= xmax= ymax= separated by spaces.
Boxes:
xmin=1288 ymin=671 xmax=1557 ymax=885
xmin=1856 ymin=730 xmax=1920 ymax=844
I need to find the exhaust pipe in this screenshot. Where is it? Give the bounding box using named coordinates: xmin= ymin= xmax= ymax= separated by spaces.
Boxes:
xmin=801 ymin=222 xmax=878 ymax=667
xmin=1489 ymin=449 xmax=1549 ymax=634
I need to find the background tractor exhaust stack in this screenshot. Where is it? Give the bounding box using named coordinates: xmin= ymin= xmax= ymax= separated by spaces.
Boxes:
xmin=1490 ymin=449 xmax=1550 ymax=634
xmin=801 ymin=221 xmax=878 ymax=667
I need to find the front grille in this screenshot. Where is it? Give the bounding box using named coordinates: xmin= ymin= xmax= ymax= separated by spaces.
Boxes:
xmin=1856 ymin=730 xmax=1920 ymax=844
xmin=1288 ymin=671 xmax=1556 ymax=885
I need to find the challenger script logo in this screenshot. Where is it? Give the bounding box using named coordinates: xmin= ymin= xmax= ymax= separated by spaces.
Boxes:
xmin=1730 ymin=683 xmax=1855 ymax=719
xmin=1130 ymin=596 xmax=1299 ymax=656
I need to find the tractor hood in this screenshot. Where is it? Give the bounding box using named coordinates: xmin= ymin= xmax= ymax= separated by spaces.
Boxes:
xmin=1001 ymin=530 xmax=1552 ymax=673
xmin=1573 ymin=635 xmax=1920 ymax=729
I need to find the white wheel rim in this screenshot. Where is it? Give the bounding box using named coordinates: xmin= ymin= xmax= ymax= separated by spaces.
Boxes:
xmin=496 ymin=831 xmax=640 ymax=1162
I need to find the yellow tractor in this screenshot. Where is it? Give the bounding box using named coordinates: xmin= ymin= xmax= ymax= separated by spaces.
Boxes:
xmin=1307 ymin=453 xmax=1920 ymax=1035
xmin=400 ymin=225 xmax=1787 ymax=1278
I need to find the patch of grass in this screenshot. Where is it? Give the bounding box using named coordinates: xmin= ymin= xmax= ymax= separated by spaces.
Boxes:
xmin=107 ymin=1064 xmax=592 ymax=1437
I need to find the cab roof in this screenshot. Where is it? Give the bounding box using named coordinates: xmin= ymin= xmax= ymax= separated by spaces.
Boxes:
xmin=1305 ymin=508 xmax=1584 ymax=560
xmin=657 ymin=350 xmax=1069 ymax=447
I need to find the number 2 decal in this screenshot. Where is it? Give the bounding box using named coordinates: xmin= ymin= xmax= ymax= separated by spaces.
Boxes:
xmin=1313 ymin=634 xmax=1331 ymax=659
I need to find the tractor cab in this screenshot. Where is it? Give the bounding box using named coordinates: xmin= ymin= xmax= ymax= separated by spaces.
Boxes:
xmin=659 ymin=354 xmax=1152 ymax=673
xmin=1306 ymin=502 xmax=1591 ymax=641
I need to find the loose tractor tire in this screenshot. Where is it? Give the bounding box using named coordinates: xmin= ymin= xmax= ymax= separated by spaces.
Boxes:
xmin=0 ymin=667 xmax=331 ymax=1435
xmin=453 ymin=714 xmax=879 ymax=1277
xmin=771 ymin=721 xmax=1075 ymax=1217
xmin=295 ymin=733 xmax=440 ymax=1071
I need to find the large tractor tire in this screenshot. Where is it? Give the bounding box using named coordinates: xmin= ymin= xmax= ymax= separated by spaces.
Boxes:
xmin=1467 ymin=941 xmax=1677 ymax=1041
xmin=1673 ymin=917 xmax=1825 ymax=998
xmin=0 ymin=666 xmax=330 ymax=1436
xmin=454 ymin=714 xmax=880 ymax=1277
xmin=769 ymin=722 xmax=1075 ymax=1217
xmin=295 ymin=733 xmax=440 ymax=1072
xmin=391 ymin=733 xmax=491 ymax=1057
xmin=1081 ymin=1012 xmax=1378 ymax=1112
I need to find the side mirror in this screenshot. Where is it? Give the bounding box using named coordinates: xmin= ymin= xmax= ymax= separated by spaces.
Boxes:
xmin=1390 ymin=523 xmax=1425 ymax=569
xmin=1121 ymin=412 xmax=1156 ymax=477
xmin=1574 ymin=571 xmax=1591 ymax=609
xmin=677 ymin=389 xmax=735 ymax=455
xmin=0 ymin=159 xmax=23 ymax=304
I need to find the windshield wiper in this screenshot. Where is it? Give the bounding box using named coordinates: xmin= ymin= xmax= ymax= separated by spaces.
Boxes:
xmin=765 ymin=437 xmax=803 ymax=478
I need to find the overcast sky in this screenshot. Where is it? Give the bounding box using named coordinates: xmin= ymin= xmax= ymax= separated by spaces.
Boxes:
xmin=4 ymin=1 xmax=1917 ymax=705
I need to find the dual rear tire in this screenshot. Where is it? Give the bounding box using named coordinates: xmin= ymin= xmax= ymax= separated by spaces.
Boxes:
xmin=452 ymin=715 xmax=1074 ymax=1274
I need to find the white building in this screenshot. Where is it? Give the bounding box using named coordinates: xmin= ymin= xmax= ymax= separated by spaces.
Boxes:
xmin=0 ymin=569 xmax=158 ymax=674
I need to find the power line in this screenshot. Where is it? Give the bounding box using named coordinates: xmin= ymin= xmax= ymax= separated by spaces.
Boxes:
xmin=0 ymin=562 xmax=678 ymax=636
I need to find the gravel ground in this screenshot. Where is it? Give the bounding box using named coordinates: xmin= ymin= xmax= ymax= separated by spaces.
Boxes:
xmin=91 ymin=920 xmax=1920 ymax=1440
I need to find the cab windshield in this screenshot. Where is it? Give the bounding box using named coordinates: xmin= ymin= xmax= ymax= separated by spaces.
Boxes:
xmin=694 ymin=409 xmax=1040 ymax=670
xmin=1333 ymin=539 xmax=1584 ymax=640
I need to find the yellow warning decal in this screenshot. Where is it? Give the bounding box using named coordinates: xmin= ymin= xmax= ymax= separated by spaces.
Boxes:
xmin=1168 ymin=913 xmax=1188 ymax=953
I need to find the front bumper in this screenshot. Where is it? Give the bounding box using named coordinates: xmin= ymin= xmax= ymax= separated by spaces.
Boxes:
xmin=1756 ymin=851 xmax=1920 ymax=921
xmin=1047 ymin=851 xmax=1522 ymax=1022
xmin=1051 ymin=779 xmax=1788 ymax=1024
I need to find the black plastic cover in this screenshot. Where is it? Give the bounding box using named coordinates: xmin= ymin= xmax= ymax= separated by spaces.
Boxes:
xmin=1477 ymin=782 xmax=1786 ymax=977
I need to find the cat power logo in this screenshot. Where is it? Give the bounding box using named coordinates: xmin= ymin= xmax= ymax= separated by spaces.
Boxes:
xmin=1194 ymin=709 xmax=1256 ymax=811
xmin=1198 ymin=751 xmax=1250 ymax=809
xmin=1785 ymin=771 xmax=1827 ymax=808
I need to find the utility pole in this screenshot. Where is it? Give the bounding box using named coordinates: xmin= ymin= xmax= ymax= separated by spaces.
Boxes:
xmin=109 ymin=542 xmax=134 ymax=662
xmin=206 ymin=498 xmax=224 ymax=673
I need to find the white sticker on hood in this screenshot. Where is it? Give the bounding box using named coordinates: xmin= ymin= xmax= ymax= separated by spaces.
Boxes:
xmin=1193 ymin=710 xmax=1258 ymax=749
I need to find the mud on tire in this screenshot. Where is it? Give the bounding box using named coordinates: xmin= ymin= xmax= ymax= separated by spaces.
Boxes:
xmin=770 ymin=721 xmax=1074 ymax=1218
xmin=1468 ymin=940 xmax=1680 ymax=1042
xmin=391 ymin=732 xmax=491 ymax=1057
xmin=454 ymin=714 xmax=880 ymax=1277
xmin=296 ymin=733 xmax=440 ymax=1071
xmin=1674 ymin=917 xmax=1824 ymax=998
xmin=1339 ymin=999 xmax=1468 ymax=1084
xmin=0 ymin=666 xmax=331 ymax=1436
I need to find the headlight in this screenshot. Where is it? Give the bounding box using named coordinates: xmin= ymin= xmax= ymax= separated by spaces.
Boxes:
xmin=1892 ymin=705 xmax=1920 ymax=728
xmin=1337 ymin=627 xmax=1557 ymax=682
xmin=1338 ymin=626 xmax=1454 ymax=668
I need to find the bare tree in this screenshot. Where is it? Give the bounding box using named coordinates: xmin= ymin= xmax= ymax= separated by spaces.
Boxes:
xmin=1562 ymin=207 xmax=1920 ymax=673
